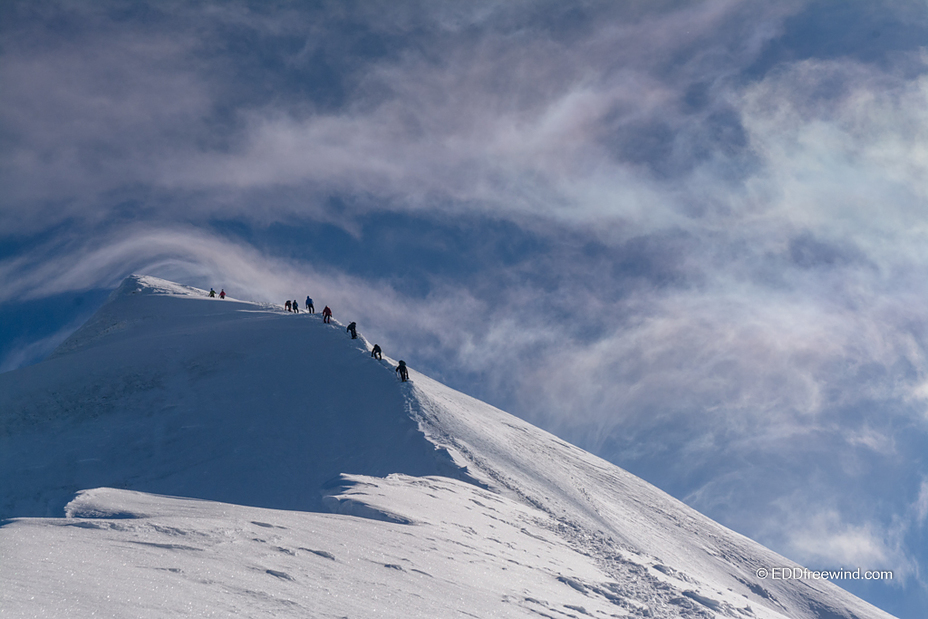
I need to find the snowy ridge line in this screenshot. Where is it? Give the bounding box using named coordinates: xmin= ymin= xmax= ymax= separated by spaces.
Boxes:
xmin=0 ymin=275 xmax=900 ymax=619
xmin=48 ymin=275 xmax=212 ymax=358
xmin=122 ymin=275 xmax=210 ymax=298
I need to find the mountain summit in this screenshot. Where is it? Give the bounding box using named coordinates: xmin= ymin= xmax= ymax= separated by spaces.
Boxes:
xmin=0 ymin=275 xmax=895 ymax=618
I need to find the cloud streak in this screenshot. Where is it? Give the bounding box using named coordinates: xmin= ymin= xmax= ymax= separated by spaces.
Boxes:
xmin=1 ymin=0 xmax=801 ymax=230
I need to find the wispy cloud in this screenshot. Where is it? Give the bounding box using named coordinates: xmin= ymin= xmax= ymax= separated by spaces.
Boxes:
xmin=782 ymin=508 xmax=914 ymax=577
xmin=1 ymin=0 xmax=801 ymax=231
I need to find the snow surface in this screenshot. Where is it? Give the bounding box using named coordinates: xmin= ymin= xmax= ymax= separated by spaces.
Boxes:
xmin=0 ymin=275 xmax=897 ymax=618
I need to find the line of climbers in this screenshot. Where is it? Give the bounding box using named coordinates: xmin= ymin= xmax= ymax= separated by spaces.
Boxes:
xmin=206 ymin=285 xmax=410 ymax=382
xmin=286 ymin=295 xmax=408 ymax=382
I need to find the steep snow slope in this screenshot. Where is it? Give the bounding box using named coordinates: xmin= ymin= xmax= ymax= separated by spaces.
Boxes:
xmin=405 ymin=374 xmax=895 ymax=619
xmin=0 ymin=276 xmax=896 ymax=619
xmin=0 ymin=276 xmax=464 ymax=517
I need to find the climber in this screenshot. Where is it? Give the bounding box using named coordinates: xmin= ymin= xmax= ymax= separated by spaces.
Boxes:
xmin=396 ymin=360 xmax=409 ymax=382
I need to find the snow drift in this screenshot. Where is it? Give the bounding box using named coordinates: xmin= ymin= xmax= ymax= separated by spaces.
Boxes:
xmin=0 ymin=275 xmax=896 ymax=618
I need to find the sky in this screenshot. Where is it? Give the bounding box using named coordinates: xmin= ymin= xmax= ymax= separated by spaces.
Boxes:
xmin=1 ymin=1 xmax=927 ymax=616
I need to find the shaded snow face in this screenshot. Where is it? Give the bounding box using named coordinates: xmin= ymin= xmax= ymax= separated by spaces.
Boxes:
xmin=0 ymin=277 xmax=454 ymax=517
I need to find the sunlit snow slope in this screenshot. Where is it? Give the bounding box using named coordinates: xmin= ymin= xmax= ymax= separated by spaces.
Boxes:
xmin=0 ymin=276 xmax=896 ymax=619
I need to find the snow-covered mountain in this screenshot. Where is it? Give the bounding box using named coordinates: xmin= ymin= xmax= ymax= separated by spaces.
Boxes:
xmin=0 ymin=275 xmax=896 ymax=618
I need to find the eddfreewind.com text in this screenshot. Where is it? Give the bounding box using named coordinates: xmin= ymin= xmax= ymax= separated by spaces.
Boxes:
xmin=755 ymin=567 xmax=892 ymax=581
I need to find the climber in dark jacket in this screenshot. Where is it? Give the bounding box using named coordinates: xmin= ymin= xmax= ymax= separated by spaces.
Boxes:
xmin=396 ymin=360 xmax=409 ymax=382
xmin=347 ymin=322 xmax=357 ymax=339
xmin=371 ymin=344 xmax=382 ymax=360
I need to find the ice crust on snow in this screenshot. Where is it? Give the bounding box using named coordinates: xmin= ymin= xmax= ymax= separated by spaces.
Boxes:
xmin=0 ymin=276 xmax=898 ymax=619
